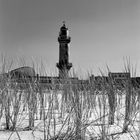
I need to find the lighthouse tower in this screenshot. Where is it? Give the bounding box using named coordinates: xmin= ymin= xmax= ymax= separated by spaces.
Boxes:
xmin=56 ymin=22 xmax=72 ymax=79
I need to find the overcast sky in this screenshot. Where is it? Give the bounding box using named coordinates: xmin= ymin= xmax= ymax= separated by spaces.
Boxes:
xmin=0 ymin=0 xmax=140 ymax=77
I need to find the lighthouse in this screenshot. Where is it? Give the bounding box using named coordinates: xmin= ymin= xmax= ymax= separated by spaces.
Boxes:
xmin=56 ymin=22 xmax=72 ymax=79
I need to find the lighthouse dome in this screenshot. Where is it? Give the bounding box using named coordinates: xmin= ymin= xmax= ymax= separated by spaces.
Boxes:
xmin=59 ymin=22 xmax=69 ymax=37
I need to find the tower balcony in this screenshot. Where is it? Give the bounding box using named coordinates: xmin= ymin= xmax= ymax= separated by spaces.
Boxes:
xmin=56 ymin=62 xmax=72 ymax=70
xmin=58 ymin=36 xmax=71 ymax=43
xmin=66 ymin=63 xmax=72 ymax=70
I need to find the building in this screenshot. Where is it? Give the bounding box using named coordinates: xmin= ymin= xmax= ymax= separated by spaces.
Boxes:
xmin=108 ymin=72 xmax=130 ymax=80
xmin=108 ymin=72 xmax=131 ymax=88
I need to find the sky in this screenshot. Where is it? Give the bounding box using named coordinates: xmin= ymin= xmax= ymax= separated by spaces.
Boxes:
xmin=0 ymin=0 xmax=140 ymax=77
